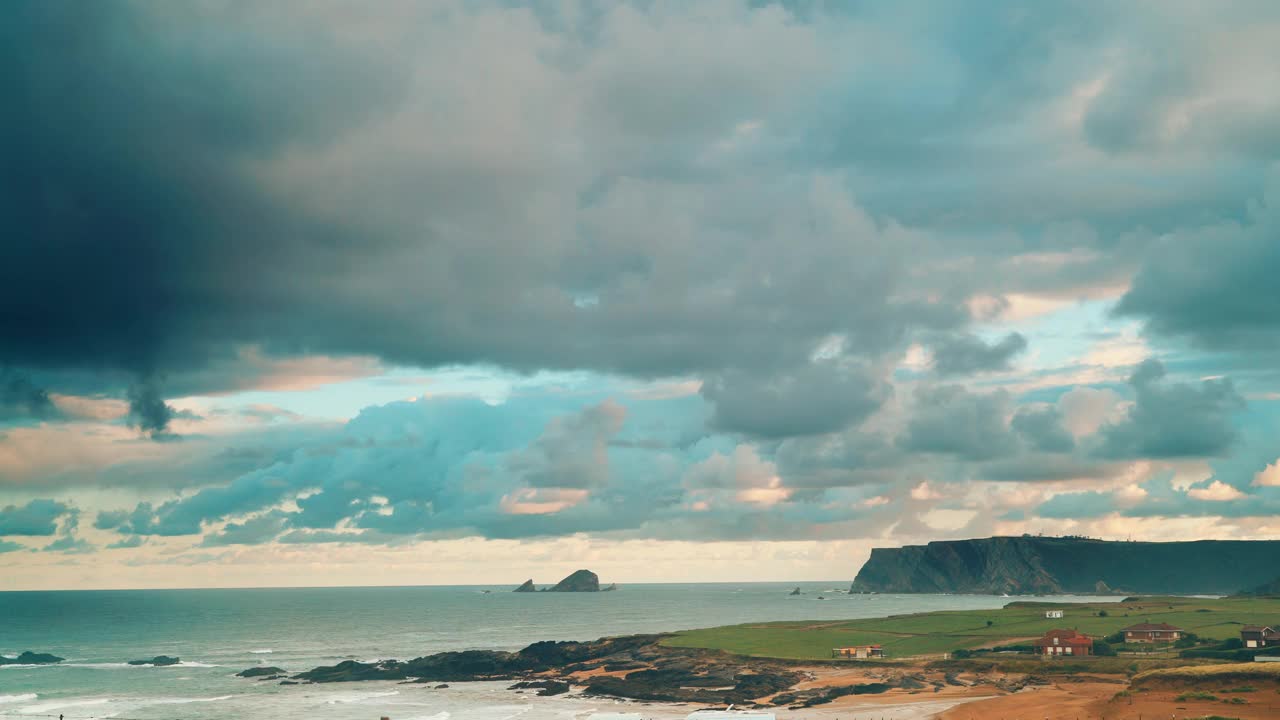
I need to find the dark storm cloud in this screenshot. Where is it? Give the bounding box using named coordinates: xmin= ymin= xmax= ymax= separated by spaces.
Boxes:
xmin=0 ymin=370 xmax=59 ymax=422
xmin=1096 ymin=359 xmax=1245 ymax=459
xmin=929 ymin=332 xmax=1027 ymax=376
xmin=1116 ymin=179 xmax=1280 ymax=354
xmin=127 ymin=379 xmax=177 ymax=437
xmin=0 ymin=499 xmax=74 ymax=535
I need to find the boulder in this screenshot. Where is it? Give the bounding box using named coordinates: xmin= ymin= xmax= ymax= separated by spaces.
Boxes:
xmin=237 ymin=666 xmax=286 ymax=678
xmin=508 ymin=680 xmax=570 ymax=696
xmin=513 ymin=579 xmax=537 ymax=592
xmin=546 ymin=569 xmax=600 ymax=592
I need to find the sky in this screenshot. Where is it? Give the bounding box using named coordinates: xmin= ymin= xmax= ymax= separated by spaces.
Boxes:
xmin=4 ymin=0 xmax=1280 ymax=590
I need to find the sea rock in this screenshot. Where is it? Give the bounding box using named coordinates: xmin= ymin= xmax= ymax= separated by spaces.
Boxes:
xmin=789 ymin=587 xmax=801 ymax=596
xmin=508 ymin=680 xmax=570 ymax=696
xmin=237 ymin=666 xmax=286 ymax=678
xmin=546 ymin=569 xmax=600 ymax=592
xmin=601 ymin=583 xmax=618 ymax=592
xmin=127 ymin=655 xmax=180 ymax=666
xmin=0 ymin=651 xmax=65 ymax=665
xmin=513 ymin=579 xmax=537 ymax=592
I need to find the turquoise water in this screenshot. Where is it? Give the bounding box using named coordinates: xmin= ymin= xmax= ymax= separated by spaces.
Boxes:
xmin=0 ymin=584 xmax=1118 ymax=719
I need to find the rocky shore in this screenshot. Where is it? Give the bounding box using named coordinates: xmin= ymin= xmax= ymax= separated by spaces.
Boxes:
xmin=244 ymin=634 xmax=991 ymax=709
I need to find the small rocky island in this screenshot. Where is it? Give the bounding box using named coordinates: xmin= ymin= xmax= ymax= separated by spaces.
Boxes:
xmin=128 ymin=655 xmax=180 ymax=666
xmin=547 ymin=569 xmax=600 ymax=592
xmin=0 ymin=651 xmax=64 ymax=665
xmin=512 ymin=569 xmax=606 ymax=592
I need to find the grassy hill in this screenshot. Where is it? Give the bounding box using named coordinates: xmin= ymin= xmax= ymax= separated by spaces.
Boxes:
xmin=663 ymin=596 xmax=1280 ymax=660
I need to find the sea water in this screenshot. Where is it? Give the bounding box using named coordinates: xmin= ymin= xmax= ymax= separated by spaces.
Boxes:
xmin=0 ymin=584 xmax=1118 ymax=719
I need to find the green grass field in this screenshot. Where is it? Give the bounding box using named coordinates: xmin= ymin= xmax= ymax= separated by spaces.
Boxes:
xmin=663 ymin=596 xmax=1280 ymax=660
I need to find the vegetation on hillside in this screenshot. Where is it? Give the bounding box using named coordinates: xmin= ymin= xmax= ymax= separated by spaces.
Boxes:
xmin=664 ymin=595 xmax=1280 ymax=661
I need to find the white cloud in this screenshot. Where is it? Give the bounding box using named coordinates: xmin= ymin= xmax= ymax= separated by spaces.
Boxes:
xmin=1187 ymin=480 xmax=1245 ymax=502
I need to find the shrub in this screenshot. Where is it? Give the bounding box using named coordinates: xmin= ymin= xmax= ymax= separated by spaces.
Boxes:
xmin=1093 ymin=640 xmax=1116 ymax=657
xmin=1098 ymin=609 xmax=1109 ymax=617
xmin=1105 ymin=631 xmax=1125 ymax=644
xmin=1175 ymin=633 xmax=1201 ymax=648
xmin=951 ymin=649 xmax=973 ymax=659
xmin=1176 ymin=691 xmax=1219 ymax=702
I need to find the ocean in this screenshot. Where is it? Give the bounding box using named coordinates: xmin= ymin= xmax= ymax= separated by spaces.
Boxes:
xmin=0 ymin=584 xmax=1118 ymax=720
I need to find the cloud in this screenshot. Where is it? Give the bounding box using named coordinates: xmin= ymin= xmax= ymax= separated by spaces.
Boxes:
xmin=1117 ymin=173 xmax=1280 ymax=354
xmin=1187 ymin=479 xmax=1246 ymax=502
xmin=898 ymin=386 xmax=1018 ymax=461
xmin=701 ymin=360 xmax=890 ymax=438
xmin=1011 ymin=404 xmax=1076 ymax=453
xmin=0 ymin=370 xmax=57 ymax=422
xmin=929 ymin=332 xmax=1027 ymax=376
xmin=1255 ymin=460 xmax=1280 ymax=487
xmin=43 ymin=533 xmax=94 ymax=554
xmin=1096 ymin=359 xmax=1245 ymax=459
xmin=0 ymin=499 xmax=74 ymax=536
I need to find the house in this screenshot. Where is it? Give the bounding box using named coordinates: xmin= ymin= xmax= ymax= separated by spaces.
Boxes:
xmin=1045 ymin=610 xmax=1064 ymax=619
xmin=1122 ymin=622 xmax=1184 ymax=644
xmin=1241 ymin=625 xmax=1279 ymax=648
xmin=1033 ymin=629 xmax=1093 ymax=657
xmin=832 ymin=645 xmax=884 ymax=659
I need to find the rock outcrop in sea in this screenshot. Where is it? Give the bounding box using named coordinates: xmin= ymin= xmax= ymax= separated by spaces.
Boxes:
xmin=0 ymin=651 xmax=64 ymax=665
xmin=513 ymin=579 xmax=537 ymax=592
xmin=546 ymin=569 xmax=600 ymax=592
xmin=128 ymin=655 xmax=180 ymax=666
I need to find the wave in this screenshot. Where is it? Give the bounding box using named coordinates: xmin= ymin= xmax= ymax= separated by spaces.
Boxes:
xmin=249 ymin=648 xmax=273 ymax=654
xmin=401 ymin=713 xmax=451 ymax=720
xmin=144 ymin=695 xmax=234 ymax=705
xmin=0 ymin=694 xmax=37 ymax=704
xmin=15 ymin=698 xmax=110 ymax=713
xmin=323 ymin=690 xmax=400 ymax=704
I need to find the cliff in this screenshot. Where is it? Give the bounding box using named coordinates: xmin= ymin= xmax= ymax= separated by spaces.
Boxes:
xmin=851 ymin=536 xmax=1280 ymax=595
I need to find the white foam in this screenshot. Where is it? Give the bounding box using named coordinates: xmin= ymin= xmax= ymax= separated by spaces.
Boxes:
xmin=144 ymin=695 xmax=234 ymax=705
xmin=323 ymin=690 xmax=401 ymax=704
xmin=175 ymin=661 xmax=220 ymax=667
xmin=17 ymin=698 xmax=110 ymax=714
xmin=0 ymin=694 xmax=37 ymax=704
xmin=249 ymin=648 xmax=273 ymax=654
xmin=400 ymin=713 xmax=450 ymax=720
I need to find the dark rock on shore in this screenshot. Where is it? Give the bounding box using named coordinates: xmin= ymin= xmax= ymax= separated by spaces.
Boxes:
xmin=584 ymin=668 xmax=803 ymax=705
xmin=546 ymin=569 xmax=600 ymax=592
xmin=0 ymin=651 xmax=64 ymax=665
xmin=295 ymin=634 xmax=659 ymax=684
xmin=128 ymin=655 xmax=180 ymax=666
xmin=508 ymin=680 xmax=570 ymax=696
xmin=237 ymin=666 xmax=285 ymax=678
xmin=514 ymin=579 xmax=537 ymax=592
